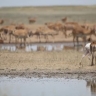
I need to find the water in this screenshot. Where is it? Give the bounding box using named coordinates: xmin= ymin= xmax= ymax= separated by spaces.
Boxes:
xmin=0 ymin=42 xmax=81 ymax=52
xmin=0 ymin=77 xmax=96 ymax=96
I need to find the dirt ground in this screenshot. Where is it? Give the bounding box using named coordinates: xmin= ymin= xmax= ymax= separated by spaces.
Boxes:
xmin=0 ymin=49 xmax=96 ymax=79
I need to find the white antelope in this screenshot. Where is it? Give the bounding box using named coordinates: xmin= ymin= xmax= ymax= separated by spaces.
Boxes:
xmin=79 ymin=41 xmax=96 ymax=66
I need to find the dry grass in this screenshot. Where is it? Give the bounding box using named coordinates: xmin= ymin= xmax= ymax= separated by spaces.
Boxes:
xmin=0 ymin=50 xmax=96 ymax=72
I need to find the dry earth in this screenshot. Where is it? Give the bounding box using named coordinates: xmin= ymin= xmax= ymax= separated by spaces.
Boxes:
xmin=0 ymin=49 xmax=96 ymax=79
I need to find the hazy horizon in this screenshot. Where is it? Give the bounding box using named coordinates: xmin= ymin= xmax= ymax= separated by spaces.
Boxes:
xmin=0 ymin=0 xmax=96 ymax=7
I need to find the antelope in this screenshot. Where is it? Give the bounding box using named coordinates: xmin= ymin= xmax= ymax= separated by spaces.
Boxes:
xmin=79 ymin=41 xmax=96 ymax=66
xmin=61 ymin=17 xmax=67 ymax=23
xmin=90 ymin=41 xmax=96 ymax=66
xmin=40 ymin=27 xmax=58 ymax=42
xmin=15 ymin=24 xmax=25 ymax=29
xmin=30 ymin=26 xmax=58 ymax=43
xmin=0 ymin=39 xmax=3 ymax=43
xmin=31 ymin=27 xmax=43 ymax=42
xmin=12 ymin=29 xmax=31 ymax=46
xmin=72 ymin=25 xmax=96 ymax=48
xmin=79 ymin=42 xmax=91 ymax=65
xmin=0 ymin=25 xmax=15 ymax=43
xmin=45 ymin=22 xmax=66 ymax=37
xmin=29 ymin=18 xmax=36 ymax=24
xmin=0 ymin=19 xmax=4 ymax=24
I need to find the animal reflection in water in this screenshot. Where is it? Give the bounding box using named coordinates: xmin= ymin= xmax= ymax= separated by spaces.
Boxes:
xmin=86 ymin=80 xmax=96 ymax=93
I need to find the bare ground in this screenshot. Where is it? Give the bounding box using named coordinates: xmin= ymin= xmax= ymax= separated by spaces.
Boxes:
xmin=0 ymin=49 xmax=96 ymax=79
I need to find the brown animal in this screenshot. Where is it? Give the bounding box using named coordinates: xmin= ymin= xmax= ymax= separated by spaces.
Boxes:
xmin=0 ymin=25 xmax=16 ymax=43
xmin=31 ymin=26 xmax=58 ymax=42
xmin=40 ymin=27 xmax=58 ymax=42
xmin=15 ymin=24 xmax=25 ymax=29
xmin=0 ymin=19 xmax=4 ymax=24
xmin=61 ymin=17 xmax=67 ymax=23
xmin=0 ymin=39 xmax=3 ymax=43
xmin=72 ymin=25 xmax=96 ymax=48
xmin=30 ymin=27 xmax=42 ymax=42
xmin=90 ymin=41 xmax=96 ymax=66
xmin=12 ymin=29 xmax=31 ymax=46
xmin=61 ymin=20 xmax=79 ymax=37
xmin=45 ymin=22 xmax=66 ymax=37
xmin=29 ymin=18 xmax=36 ymax=24
xmin=65 ymin=22 xmax=79 ymax=25
xmin=63 ymin=23 xmax=77 ymax=38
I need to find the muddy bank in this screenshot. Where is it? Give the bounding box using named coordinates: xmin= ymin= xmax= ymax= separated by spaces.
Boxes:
xmin=0 ymin=69 xmax=96 ymax=80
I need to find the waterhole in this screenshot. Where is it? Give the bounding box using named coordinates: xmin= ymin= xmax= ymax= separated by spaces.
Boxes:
xmin=0 ymin=42 xmax=83 ymax=52
xmin=0 ymin=77 xmax=96 ymax=96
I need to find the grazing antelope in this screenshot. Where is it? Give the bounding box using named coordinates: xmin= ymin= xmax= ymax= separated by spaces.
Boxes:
xmin=79 ymin=41 xmax=96 ymax=66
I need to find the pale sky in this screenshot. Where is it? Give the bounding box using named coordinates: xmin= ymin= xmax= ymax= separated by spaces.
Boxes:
xmin=0 ymin=0 xmax=96 ymax=7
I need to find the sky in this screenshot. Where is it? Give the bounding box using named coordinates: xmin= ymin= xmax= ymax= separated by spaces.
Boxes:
xmin=0 ymin=0 xmax=96 ymax=7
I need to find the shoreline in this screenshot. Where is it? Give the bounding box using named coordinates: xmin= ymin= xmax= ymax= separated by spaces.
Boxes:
xmin=0 ymin=69 xmax=96 ymax=80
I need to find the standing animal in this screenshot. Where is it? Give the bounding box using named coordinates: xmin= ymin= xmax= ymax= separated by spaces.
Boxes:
xmin=45 ymin=22 xmax=66 ymax=37
xmin=0 ymin=25 xmax=15 ymax=43
xmin=15 ymin=24 xmax=25 ymax=29
xmin=40 ymin=27 xmax=58 ymax=42
xmin=0 ymin=39 xmax=3 ymax=43
xmin=29 ymin=18 xmax=36 ymax=24
xmin=33 ymin=26 xmax=57 ymax=42
xmin=79 ymin=41 xmax=96 ymax=66
xmin=61 ymin=17 xmax=67 ymax=23
xmin=72 ymin=25 xmax=96 ymax=48
xmin=90 ymin=42 xmax=96 ymax=66
xmin=0 ymin=19 xmax=4 ymax=24
xmin=12 ymin=29 xmax=31 ymax=46
xmin=79 ymin=42 xmax=91 ymax=65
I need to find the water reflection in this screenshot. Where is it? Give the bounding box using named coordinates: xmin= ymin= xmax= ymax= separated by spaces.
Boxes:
xmin=86 ymin=79 xmax=96 ymax=95
xmin=0 ymin=44 xmax=16 ymax=51
xmin=0 ymin=43 xmax=74 ymax=52
xmin=26 ymin=45 xmax=37 ymax=52
xmin=0 ymin=77 xmax=95 ymax=96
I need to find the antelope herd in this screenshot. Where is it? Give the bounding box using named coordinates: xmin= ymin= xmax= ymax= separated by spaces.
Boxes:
xmin=0 ymin=17 xmax=96 ymax=66
xmin=0 ymin=17 xmax=96 ymax=45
